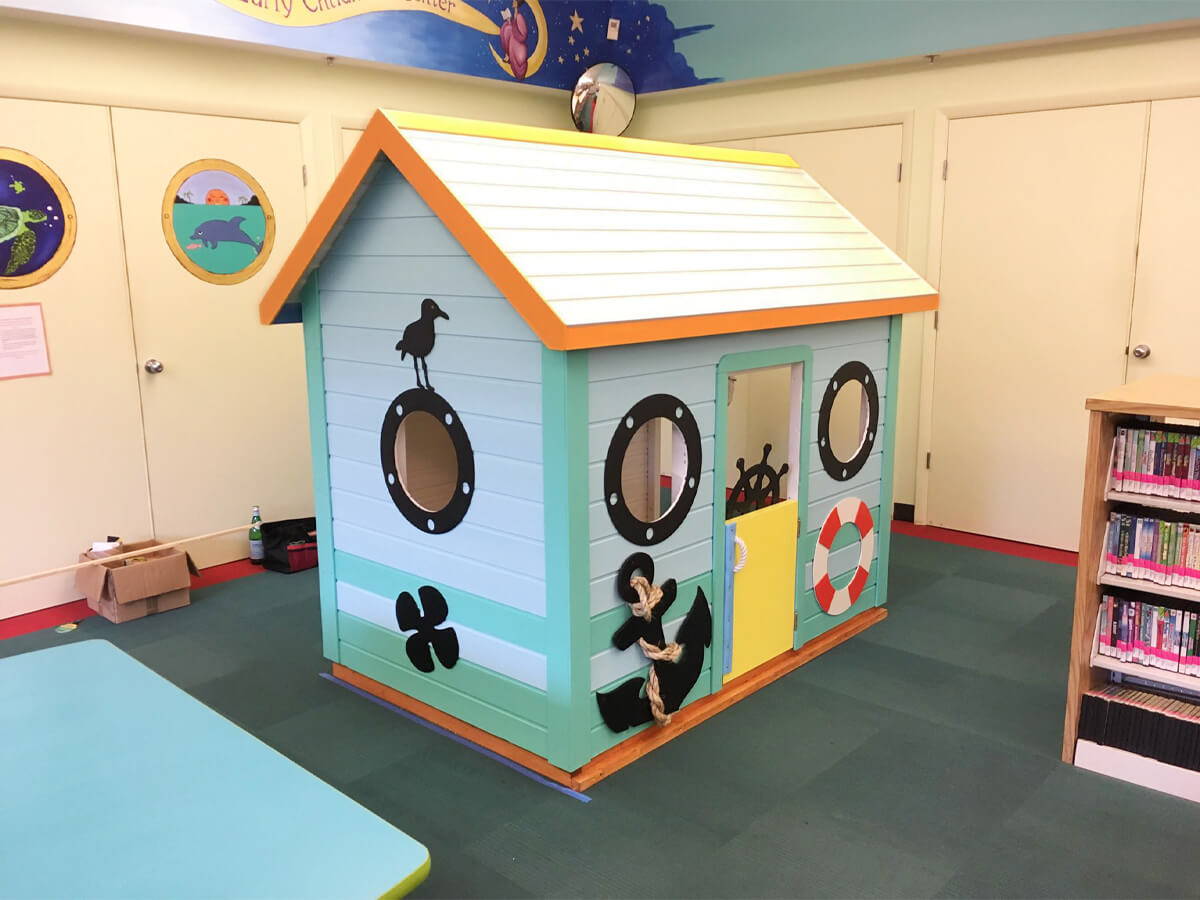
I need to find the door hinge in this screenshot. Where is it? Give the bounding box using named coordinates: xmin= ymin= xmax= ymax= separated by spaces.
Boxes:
xmin=934 ymin=310 xmax=939 ymax=330
xmin=926 ymin=451 xmax=932 ymax=469
xmin=302 ymin=164 xmax=308 ymax=187
xmin=793 ymin=611 xmax=798 ymax=631
xmin=797 ymin=518 xmax=803 ymax=537
xmin=942 ymin=159 xmax=949 ymax=180
xmin=896 ymin=161 xmax=903 ymax=182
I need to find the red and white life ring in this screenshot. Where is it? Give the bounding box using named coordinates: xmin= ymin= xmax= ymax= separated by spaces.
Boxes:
xmin=813 ymin=497 xmax=875 ymax=615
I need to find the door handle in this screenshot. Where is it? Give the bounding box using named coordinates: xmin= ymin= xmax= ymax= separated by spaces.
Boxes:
xmin=144 ymin=359 xmax=164 ymax=374
xmin=1131 ymin=344 xmax=1151 ymax=360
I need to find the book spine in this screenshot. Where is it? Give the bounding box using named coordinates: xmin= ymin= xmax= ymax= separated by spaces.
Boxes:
xmin=1114 ymin=427 xmax=1127 ymax=492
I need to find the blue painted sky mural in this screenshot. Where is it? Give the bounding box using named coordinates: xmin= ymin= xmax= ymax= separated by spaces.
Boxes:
xmin=3 ymin=0 xmax=1200 ymax=92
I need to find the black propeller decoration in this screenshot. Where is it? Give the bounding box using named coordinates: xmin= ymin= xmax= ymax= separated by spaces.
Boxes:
xmin=395 ymin=585 xmax=460 ymax=673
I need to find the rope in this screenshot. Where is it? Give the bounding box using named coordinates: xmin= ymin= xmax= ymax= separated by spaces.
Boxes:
xmin=629 ymin=575 xmax=682 ymax=726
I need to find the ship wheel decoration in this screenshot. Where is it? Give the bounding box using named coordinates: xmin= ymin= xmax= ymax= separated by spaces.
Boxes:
xmin=725 ymin=443 xmax=789 ymax=519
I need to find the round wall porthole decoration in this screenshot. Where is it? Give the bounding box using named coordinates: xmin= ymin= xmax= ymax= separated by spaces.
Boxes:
xmin=817 ymin=360 xmax=880 ymax=482
xmin=162 ymin=159 xmax=274 ymax=284
xmin=603 ymin=394 xmax=702 ymax=546
xmin=0 ymin=148 xmax=76 ymax=289
xmin=380 ymin=387 xmax=475 ymax=534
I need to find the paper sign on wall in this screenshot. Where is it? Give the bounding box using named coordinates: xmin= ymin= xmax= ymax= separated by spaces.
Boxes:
xmin=0 ymin=304 xmax=51 ymax=381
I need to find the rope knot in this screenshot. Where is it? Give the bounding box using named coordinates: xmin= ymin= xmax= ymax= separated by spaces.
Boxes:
xmin=629 ymin=574 xmax=679 ymax=726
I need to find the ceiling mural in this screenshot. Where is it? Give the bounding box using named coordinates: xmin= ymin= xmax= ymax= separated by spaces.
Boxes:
xmin=3 ymin=0 xmax=1200 ymax=93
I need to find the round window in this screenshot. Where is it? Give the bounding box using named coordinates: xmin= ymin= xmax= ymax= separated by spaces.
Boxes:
xmin=817 ymin=361 xmax=879 ymax=482
xmin=604 ymin=394 xmax=702 ymax=546
xmin=380 ymin=388 xmax=474 ymax=534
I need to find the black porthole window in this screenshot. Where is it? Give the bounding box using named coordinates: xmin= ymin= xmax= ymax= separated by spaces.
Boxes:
xmin=817 ymin=360 xmax=880 ymax=482
xmin=603 ymin=394 xmax=702 ymax=546
xmin=380 ymin=388 xmax=474 ymax=534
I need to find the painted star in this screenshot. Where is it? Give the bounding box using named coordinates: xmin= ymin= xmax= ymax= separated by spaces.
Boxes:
xmin=569 ymin=9 xmax=583 ymax=32
xmin=583 ymin=46 xmax=590 ymax=56
xmin=9 ymin=180 xmax=25 ymax=194
xmin=568 ymin=35 xmax=575 ymax=45
xmin=557 ymin=55 xmax=564 ymax=64
xmin=626 ymin=47 xmax=632 ymax=54
xmin=574 ymin=53 xmax=580 ymax=62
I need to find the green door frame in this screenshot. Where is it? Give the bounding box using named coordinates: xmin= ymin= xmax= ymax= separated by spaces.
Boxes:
xmin=710 ymin=346 xmax=814 ymax=696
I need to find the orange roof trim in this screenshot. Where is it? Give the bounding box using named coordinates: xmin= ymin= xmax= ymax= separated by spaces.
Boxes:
xmin=259 ymin=109 xmax=938 ymax=350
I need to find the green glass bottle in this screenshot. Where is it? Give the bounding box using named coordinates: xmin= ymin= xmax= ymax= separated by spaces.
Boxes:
xmin=249 ymin=506 xmax=264 ymax=566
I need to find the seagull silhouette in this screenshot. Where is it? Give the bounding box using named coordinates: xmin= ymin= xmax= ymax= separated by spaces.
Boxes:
xmin=395 ymin=298 xmax=449 ymax=390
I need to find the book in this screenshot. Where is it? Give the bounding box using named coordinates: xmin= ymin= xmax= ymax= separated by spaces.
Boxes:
xmin=1109 ymin=423 xmax=1200 ymax=503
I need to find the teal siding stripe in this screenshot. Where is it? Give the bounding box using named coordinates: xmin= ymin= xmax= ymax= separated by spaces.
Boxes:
xmin=876 ymin=314 xmax=904 ymax=609
xmin=587 ymin=571 xmax=712 ymax=656
xmin=338 ymin=614 xmax=548 ymax=734
xmin=305 ymin=276 xmax=339 ymax=663
xmin=588 ymin=665 xmax=712 ymax=756
xmin=542 ymin=347 xmax=591 ymax=771
xmin=334 ymin=550 xmax=547 ymax=652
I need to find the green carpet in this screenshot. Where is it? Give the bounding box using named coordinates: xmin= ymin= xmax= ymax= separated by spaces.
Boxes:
xmin=6 ymin=535 xmax=1200 ymax=898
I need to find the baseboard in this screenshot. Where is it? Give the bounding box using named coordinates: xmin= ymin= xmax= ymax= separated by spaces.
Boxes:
xmin=892 ymin=502 xmax=915 ymax=523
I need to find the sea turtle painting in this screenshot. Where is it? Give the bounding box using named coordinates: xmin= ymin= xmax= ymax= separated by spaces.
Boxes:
xmin=0 ymin=205 xmax=48 ymax=276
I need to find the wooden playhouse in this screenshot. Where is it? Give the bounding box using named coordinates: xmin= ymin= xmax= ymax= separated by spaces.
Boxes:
xmin=258 ymin=111 xmax=938 ymax=789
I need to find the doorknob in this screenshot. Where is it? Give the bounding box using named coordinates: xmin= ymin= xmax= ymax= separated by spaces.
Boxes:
xmin=144 ymin=359 xmax=164 ymax=374
xmin=1131 ymin=344 xmax=1152 ymax=359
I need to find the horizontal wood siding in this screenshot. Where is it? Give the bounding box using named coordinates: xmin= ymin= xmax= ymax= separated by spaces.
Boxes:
xmin=796 ymin=321 xmax=895 ymax=645
xmin=584 ymin=318 xmax=889 ymax=706
xmin=319 ymin=170 xmax=549 ymax=744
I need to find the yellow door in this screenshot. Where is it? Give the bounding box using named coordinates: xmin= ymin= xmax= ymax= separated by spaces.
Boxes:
xmin=0 ymin=98 xmax=152 ymax=618
xmin=109 ymin=109 xmax=312 ymax=567
xmin=724 ymin=499 xmax=798 ymax=682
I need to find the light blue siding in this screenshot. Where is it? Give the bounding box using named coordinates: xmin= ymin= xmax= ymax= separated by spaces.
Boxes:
xmin=317 ymin=173 xmax=549 ymax=630
xmin=587 ymin=316 xmax=895 ymax=690
xmin=335 ymin=581 xmax=548 ymax=690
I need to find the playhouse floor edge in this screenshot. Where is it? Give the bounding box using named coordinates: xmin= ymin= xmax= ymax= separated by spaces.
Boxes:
xmin=332 ymin=607 xmax=887 ymax=791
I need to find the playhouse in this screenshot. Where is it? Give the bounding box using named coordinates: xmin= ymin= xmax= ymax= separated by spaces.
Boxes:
xmin=258 ymin=110 xmax=938 ymax=787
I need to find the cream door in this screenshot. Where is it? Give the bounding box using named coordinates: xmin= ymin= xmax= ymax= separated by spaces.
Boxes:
xmin=751 ymin=127 xmax=902 ymax=251
xmin=1127 ymin=97 xmax=1200 ymax=383
xmin=110 ymin=109 xmax=312 ymax=567
xmin=928 ymin=104 xmax=1148 ymax=550
xmin=0 ymin=99 xmax=152 ymax=617
xmin=341 ymin=129 xmax=364 ymax=163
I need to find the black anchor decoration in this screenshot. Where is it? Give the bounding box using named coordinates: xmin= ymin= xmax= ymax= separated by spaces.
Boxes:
xmin=395 ymin=585 xmax=460 ymax=673
xmin=395 ymin=297 xmax=449 ymax=390
xmin=595 ymin=552 xmax=713 ymax=733
xmin=725 ymin=443 xmax=790 ymax=519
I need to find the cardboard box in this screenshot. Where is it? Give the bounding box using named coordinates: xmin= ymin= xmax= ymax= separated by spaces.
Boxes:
xmin=75 ymin=541 xmax=193 ymax=624
xmin=84 ymin=587 xmax=191 ymax=624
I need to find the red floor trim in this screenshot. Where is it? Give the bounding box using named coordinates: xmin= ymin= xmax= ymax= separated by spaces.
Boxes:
xmin=0 ymin=599 xmax=93 ymax=641
xmin=1 ymin=558 xmax=262 ymax=641
xmin=190 ymin=558 xmax=261 ymax=590
xmin=891 ymin=520 xmax=1078 ymax=567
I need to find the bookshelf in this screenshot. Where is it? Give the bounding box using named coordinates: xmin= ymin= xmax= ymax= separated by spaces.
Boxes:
xmin=1062 ymin=375 xmax=1200 ymax=766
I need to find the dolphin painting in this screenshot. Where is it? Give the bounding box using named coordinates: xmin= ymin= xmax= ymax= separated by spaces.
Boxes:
xmin=189 ymin=216 xmax=262 ymax=253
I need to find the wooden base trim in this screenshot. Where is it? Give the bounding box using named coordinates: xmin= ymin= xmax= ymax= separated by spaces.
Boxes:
xmin=333 ymin=607 xmax=886 ymax=791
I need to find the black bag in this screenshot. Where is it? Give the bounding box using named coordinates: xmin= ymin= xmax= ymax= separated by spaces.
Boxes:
xmin=261 ymin=517 xmax=318 ymax=574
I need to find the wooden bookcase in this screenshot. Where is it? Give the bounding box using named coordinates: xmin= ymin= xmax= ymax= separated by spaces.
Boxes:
xmin=1062 ymin=375 xmax=1200 ymax=763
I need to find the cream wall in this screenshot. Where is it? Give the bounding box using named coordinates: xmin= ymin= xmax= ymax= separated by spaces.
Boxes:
xmin=0 ymin=13 xmax=570 ymax=204
xmin=629 ymin=23 xmax=1200 ymax=515
xmin=0 ymin=13 xmax=568 ymax=609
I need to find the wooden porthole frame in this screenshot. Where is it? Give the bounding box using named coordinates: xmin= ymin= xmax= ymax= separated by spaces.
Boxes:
xmin=380 ymin=388 xmax=475 ymax=535
xmin=603 ymin=393 xmax=702 ymax=547
xmin=161 ymin=158 xmax=275 ymax=285
xmin=817 ymin=360 xmax=880 ymax=482
xmin=0 ymin=148 xmax=77 ymax=290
